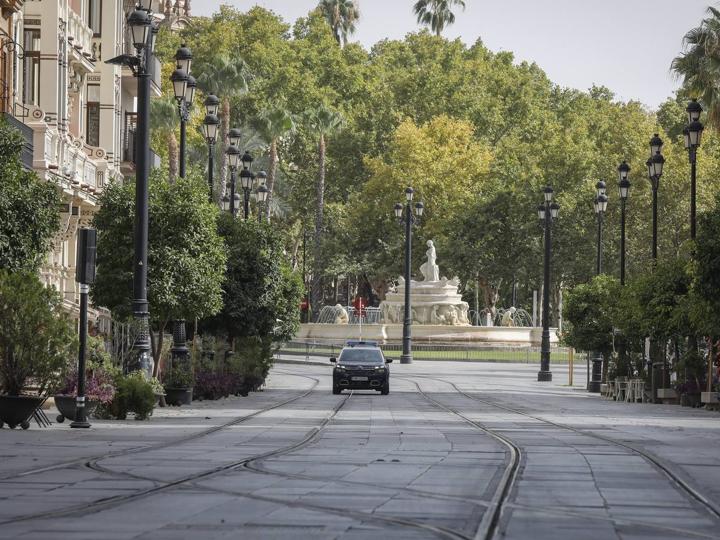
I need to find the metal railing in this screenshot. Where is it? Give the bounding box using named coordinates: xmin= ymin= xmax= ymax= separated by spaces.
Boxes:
xmin=276 ymin=340 xmax=574 ymax=364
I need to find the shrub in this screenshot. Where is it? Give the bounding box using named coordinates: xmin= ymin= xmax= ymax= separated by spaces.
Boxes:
xmin=193 ymin=371 xmax=242 ymax=400
xmin=56 ymin=365 xmax=116 ymax=404
xmin=0 ymin=271 xmax=76 ymax=396
xmin=162 ymin=364 xmax=194 ymax=389
xmin=110 ymin=372 xmax=156 ymax=420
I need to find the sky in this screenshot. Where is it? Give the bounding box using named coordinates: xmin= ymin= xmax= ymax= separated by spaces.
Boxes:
xmin=191 ymin=0 xmax=711 ymax=109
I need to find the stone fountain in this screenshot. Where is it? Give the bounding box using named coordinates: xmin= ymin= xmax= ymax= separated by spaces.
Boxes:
xmin=296 ymin=240 xmax=557 ymax=346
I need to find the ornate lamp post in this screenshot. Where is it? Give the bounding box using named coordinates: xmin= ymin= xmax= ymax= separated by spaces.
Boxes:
xmin=257 ymin=184 xmax=269 ymax=223
xmin=169 ymin=44 xmax=195 ymax=371
xmin=240 ymin=151 xmax=254 ymax=220
xmin=537 ymin=186 xmax=559 ymax=382
xmin=394 ymin=188 xmax=424 ymax=364
xmin=105 ymin=0 xmax=155 ymax=373
xmin=647 ymin=139 xmax=665 ymax=261
xmin=685 ymin=100 xmax=704 ymax=240
xmin=226 ymin=140 xmax=241 ymax=218
xmin=594 ymin=181 xmax=608 ymax=275
xmin=202 ymin=95 xmax=220 ymax=202
xmin=618 ymin=161 xmax=631 ymax=286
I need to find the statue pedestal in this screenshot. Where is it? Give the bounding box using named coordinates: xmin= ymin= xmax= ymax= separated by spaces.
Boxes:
xmin=380 ymin=278 xmax=470 ymax=326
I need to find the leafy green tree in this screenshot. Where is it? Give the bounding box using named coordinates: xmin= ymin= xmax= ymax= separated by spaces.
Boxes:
xmin=253 ymin=107 xmax=295 ymax=219
xmin=413 ymin=0 xmax=466 ymax=36
xmin=318 ymin=0 xmax=360 ymax=46
xmin=91 ymin=170 xmax=226 ymax=371
xmin=0 ymin=121 xmax=60 ymax=272
xmin=203 ymin=215 xmax=303 ymax=383
xmin=671 ymin=6 xmax=720 ymax=127
xmin=563 ymin=275 xmax=622 ymax=359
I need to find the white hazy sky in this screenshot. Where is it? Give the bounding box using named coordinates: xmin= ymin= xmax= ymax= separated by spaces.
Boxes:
xmin=191 ymin=0 xmax=711 ymax=108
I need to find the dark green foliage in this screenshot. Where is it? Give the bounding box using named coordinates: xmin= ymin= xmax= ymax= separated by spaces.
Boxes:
xmin=0 ymin=121 xmax=60 ymax=272
xmin=563 ymin=274 xmax=621 ymax=358
xmin=103 ymin=372 xmax=156 ymax=420
xmin=162 ymin=364 xmax=194 ymax=389
xmin=0 ymin=271 xmax=75 ymax=396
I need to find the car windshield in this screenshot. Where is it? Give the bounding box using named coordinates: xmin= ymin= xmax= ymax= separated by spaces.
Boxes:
xmin=338 ymin=348 xmax=384 ymax=365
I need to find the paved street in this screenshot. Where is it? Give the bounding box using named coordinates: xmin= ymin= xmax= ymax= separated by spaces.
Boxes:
xmin=1 ymin=361 xmax=720 ymax=539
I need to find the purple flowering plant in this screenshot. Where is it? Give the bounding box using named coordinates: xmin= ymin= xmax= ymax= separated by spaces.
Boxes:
xmin=57 ymin=365 xmax=116 ymax=404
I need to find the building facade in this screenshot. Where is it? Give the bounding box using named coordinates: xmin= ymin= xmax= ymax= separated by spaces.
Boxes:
xmin=0 ymin=0 xmax=187 ymax=329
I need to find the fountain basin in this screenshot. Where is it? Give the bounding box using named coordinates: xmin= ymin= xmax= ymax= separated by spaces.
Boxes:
xmin=296 ymin=323 xmax=558 ymax=345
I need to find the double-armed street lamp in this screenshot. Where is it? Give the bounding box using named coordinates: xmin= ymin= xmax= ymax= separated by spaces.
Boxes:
xmin=226 ymin=132 xmax=241 ymax=218
xmin=618 ymin=161 xmax=631 ymax=286
xmin=537 ymin=187 xmax=560 ymax=382
xmin=169 ymin=44 xmax=196 ymax=369
xmin=256 ymin=171 xmax=268 ymax=223
xmin=202 ymin=95 xmax=220 ymax=202
xmin=394 ymin=187 xmax=424 ymax=364
xmin=106 ymin=0 xmax=158 ymax=373
xmin=684 ymin=100 xmax=704 ymax=240
xmin=593 ymin=181 xmax=608 ymax=275
xmin=537 ymin=186 xmax=559 ymax=382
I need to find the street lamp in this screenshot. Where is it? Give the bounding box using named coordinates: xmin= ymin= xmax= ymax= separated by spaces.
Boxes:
xmin=240 ymin=151 xmax=254 ymax=220
xmin=257 ymin=184 xmax=269 ymax=223
xmin=647 ymin=145 xmax=665 ymax=261
xmin=617 ymin=162 xmax=631 ymax=286
xmin=395 ymin=187 xmax=424 ymax=364
xmin=538 ymin=186 xmax=559 ymax=382
xmin=202 ymin=99 xmax=219 ymax=202
xmin=226 ymin=141 xmax=241 ymax=218
xmin=594 ymin=188 xmax=608 ymax=275
xmin=174 ymin=43 xmax=192 ymax=73
xmin=685 ymin=100 xmax=704 ymax=240
xmin=105 ymin=3 xmax=157 ymax=373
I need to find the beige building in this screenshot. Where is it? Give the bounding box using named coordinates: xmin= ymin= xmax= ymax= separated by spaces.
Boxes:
xmin=1 ymin=0 xmax=188 ymax=329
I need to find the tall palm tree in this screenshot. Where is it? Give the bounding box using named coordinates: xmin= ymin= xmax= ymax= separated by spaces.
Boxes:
xmin=413 ymin=0 xmax=466 ymax=36
xmin=194 ymin=55 xmax=249 ymax=198
xmin=253 ymin=107 xmax=295 ymax=220
xmin=671 ymin=6 xmax=720 ymax=127
xmin=150 ymin=97 xmax=179 ymax=183
xmin=318 ymin=0 xmax=360 ymax=47
xmin=304 ymin=105 xmax=344 ymax=318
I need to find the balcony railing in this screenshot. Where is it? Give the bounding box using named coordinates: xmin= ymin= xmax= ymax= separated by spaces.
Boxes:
xmin=67 ymin=9 xmax=94 ymax=63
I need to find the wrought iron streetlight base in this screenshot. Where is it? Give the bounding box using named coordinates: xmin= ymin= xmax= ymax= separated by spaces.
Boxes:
xmin=400 ymin=354 xmax=413 ymax=364
xmin=537 ymin=371 xmax=553 ymax=382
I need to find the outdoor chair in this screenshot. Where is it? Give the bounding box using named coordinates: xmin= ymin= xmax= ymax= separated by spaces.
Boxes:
xmin=614 ymin=377 xmax=628 ymax=401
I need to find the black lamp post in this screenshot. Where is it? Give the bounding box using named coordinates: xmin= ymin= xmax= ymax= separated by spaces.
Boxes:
xmin=106 ymin=1 xmax=155 ymax=373
xmin=647 ymin=139 xmax=665 ymax=261
xmin=202 ymin=95 xmax=220 ymax=203
xmin=226 ymin=139 xmax=241 ymax=218
xmin=240 ymin=151 xmax=254 ymax=220
xmin=594 ymin=181 xmax=608 ymax=275
xmin=394 ymin=188 xmax=424 ymax=364
xmin=685 ymin=100 xmax=704 ymax=240
xmin=169 ymin=45 xmax=195 ymax=371
xmin=537 ymin=186 xmax=559 ymax=382
xmin=618 ymin=161 xmax=631 ymax=286
xmin=257 ymin=184 xmax=269 ymax=223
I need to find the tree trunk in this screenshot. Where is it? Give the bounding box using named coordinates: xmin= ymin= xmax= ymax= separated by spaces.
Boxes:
xmin=151 ymin=320 xmax=168 ymax=378
xmin=168 ymin=132 xmax=178 ymax=184
xmin=220 ymin=97 xmax=230 ymax=199
xmin=265 ymin=138 xmax=278 ymax=219
xmin=311 ymin=134 xmax=326 ymax=321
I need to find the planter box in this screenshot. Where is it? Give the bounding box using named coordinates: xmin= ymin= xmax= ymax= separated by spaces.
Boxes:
xmin=164 ymin=387 xmax=193 ymax=406
xmin=701 ymin=392 xmax=719 ymax=404
xmin=54 ymin=395 xmax=99 ymax=423
xmin=0 ymin=395 xmax=45 ymax=429
xmin=657 ymin=388 xmax=678 ymax=404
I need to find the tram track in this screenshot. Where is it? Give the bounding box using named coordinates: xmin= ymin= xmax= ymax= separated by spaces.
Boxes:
xmin=0 ymin=372 xmax=321 ymax=482
xmin=407 ymin=373 xmax=720 ymax=539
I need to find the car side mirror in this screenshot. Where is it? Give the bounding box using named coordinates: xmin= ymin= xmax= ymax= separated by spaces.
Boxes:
xmin=385 ymin=358 xmax=393 ymax=363
xmin=330 ymin=357 xmax=336 ymax=363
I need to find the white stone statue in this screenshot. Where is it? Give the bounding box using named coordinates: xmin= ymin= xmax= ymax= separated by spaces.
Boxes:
xmin=420 ymin=240 xmax=440 ymax=282
xmin=334 ymin=304 xmax=349 ymax=325
xmin=501 ymin=307 xmax=517 ymax=327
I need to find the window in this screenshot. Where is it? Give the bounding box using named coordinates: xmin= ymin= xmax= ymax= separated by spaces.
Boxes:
xmin=88 ymin=0 xmax=102 ymax=37
xmin=22 ymin=29 xmax=40 ymax=106
xmin=86 ymin=84 xmax=100 ymax=146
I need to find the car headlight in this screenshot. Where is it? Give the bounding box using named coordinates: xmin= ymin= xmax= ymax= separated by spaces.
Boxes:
xmin=375 ymin=367 xmax=386 ymax=372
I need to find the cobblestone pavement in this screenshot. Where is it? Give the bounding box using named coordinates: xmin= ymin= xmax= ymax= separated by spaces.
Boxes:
xmin=1 ymin=361 xmax=719 ymax=539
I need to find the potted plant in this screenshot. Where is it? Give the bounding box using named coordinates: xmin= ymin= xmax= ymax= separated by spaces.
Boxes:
xmin=54 ymin=365 xmax=116 ymax=422
xmin=163 ymin=364 xmax=194 ymax=406
xmin=0 ymin=271 xmax=75 ymax=429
